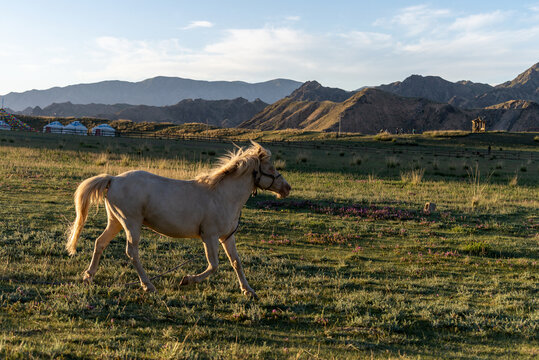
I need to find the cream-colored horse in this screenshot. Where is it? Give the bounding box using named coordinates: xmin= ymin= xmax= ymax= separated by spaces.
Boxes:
xmin=66 ymin=142 xmax=291 ymax=297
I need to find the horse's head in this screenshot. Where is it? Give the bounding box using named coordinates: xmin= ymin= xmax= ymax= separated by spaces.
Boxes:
xmin=252 ymin=141 xmax=291 ymax=198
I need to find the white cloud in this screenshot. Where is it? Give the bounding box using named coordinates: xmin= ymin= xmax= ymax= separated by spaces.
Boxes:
xmin=449 ymin=10 xmax=508 ymax=32
xmin=45 ymin=4 xmax=539 ymax=93
xmin=375 ymin=5 xmax=451 ymax=36
xmin=182 ymin=20 xmax=214 ymax=30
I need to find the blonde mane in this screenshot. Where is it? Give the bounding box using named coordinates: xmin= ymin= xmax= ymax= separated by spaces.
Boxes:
xmin=196 ymin=142 xmax=271 ymax=188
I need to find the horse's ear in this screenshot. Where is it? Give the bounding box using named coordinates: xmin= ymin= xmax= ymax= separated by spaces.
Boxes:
xmin=249 ymin=140 xmax=271 ymax=159
xmin=249 ymin=139 xmax=261 ymax=149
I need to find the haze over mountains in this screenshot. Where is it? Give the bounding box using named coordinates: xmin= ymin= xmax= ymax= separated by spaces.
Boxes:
xmin=5 ymin=62 xmax=539 ymax=133
xmin=2 ymin=77 xmax=301 ymax=111
xmin=21 ymin=98 xmax=268 ymax=128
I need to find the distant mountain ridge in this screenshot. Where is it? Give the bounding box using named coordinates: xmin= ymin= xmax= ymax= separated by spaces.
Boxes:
xmin=378 ymin=75 xmax=493 ymax=104
xmin=240 ymin=80 xmax=539 ymax=133
xmin=20 ymin=98 xmax=268 ymax=128
xmin=2 ymin=77 xmax=302 ymax=111
xmin=5 ymin=62 xmax=539 ymax=132
xmin=287 ymin=80 xmax=355 ymax=102
xmin=378 ymin=62 xmax=539 ymax=109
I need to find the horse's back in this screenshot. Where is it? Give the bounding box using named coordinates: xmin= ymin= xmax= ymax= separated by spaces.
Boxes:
xmin=106 ymin=170 xmax=208 ymax=237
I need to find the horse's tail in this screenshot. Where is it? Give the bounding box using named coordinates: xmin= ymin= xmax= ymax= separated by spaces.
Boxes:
xmin=66 ymin=174 xmax=113 ymax=255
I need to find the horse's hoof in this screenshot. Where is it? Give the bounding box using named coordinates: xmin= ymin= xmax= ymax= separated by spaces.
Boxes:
xmin=143 ymin=283 xmax=156 ymax=292
xmin=242 ymin=289 xmax=258 ymax=300
xmin=82 ymin=272 xmax=93 ymax=284
xmin=180 ymin=275 xmax=191 ymax=286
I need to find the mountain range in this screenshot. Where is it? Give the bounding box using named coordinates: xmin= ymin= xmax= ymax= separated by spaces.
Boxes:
xmin=2 ymin=77 xmax=301 ymax=111
xmin=4 ymin=62 xmax=539 ymax=133
xmin=378 ymin=62 xmax=539 ymax=109
xmin=240 ymin=63 xmax=539 ymax=133
xmin=20 ymin=98 xmax=268 ymax=128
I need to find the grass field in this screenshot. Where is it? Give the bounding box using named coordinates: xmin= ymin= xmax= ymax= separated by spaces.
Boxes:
xmin=0 ymin=130 xmax=537 ymax=359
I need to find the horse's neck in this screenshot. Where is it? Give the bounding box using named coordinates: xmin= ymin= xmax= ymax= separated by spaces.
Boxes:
xmin=215 ymin=172 xmax=254 ymax=212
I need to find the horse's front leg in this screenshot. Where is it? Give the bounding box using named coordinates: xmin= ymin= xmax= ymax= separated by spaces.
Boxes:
xmin=180 ymin=236 xmax=219 ymax=286
xmin=221 ymin=235 xmax=257 ymax=299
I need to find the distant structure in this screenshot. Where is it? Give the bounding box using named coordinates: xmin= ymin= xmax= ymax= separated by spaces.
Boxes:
xmin=91 ymin=123 xmax=116 ymax=136
xmin=472 ymin=117 xmax=486 ymax=133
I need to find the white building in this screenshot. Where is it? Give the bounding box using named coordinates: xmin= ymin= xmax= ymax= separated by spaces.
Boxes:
xmin=91 ymin=123 xmax=116 ymax=136
xmin=63 ymin=121 xmax=88 ymax=135
xmin=43 ymin=121 xmax=64 ymax=133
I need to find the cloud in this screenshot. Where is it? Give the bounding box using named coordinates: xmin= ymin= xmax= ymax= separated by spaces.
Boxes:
xmin=182 ymin=20 xmax=214 ymax=30
xmin=375 ymin=5 xmax=451 ymax=36
xmin=76 ymin=4 xmax=539 ymax=92
xmin=449 ymin=10 xmax=508 ymax=32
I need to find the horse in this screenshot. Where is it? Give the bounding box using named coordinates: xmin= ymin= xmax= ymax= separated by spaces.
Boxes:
xmin=66 ymin=141 xmax=291 ymax=297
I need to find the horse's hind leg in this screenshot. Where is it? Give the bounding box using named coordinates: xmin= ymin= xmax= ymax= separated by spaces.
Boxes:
xmin=123 ymin=222 xmax=156 ymax=292
xmin=83 ymin=205 xmax=122 ymax=283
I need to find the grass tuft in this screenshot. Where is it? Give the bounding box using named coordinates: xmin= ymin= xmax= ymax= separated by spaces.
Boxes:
xmin=400 ymin=168 xmax=425 ymax=185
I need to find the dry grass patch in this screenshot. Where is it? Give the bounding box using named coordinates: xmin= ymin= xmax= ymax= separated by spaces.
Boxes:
xmin=400 ymin=168 xmax=425 ymax=185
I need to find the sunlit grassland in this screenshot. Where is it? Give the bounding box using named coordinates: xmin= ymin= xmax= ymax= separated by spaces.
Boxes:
xmin=0 ymin=131 xmax=537 ymax=359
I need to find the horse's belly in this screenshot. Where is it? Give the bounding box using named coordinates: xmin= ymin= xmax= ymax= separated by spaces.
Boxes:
xmin=143 ymin=218 xmax=200 ymax=239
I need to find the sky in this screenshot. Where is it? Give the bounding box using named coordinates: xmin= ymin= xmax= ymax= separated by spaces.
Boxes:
xmin=1 ymin=0 xmax=539 ymax=95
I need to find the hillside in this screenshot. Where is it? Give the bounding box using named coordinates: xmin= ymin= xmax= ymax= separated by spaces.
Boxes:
xmin=2 ymin=77 xmax=301 ymax=111
xmin=241 ymin=87 xmax=472 ymax=133
xmin=241 ymin=82 xmax=539 ymax=133
xmin=479 ymin=100 xmax=539 ymax=131
xmin=378 ymin=75 xmax=492 ymax=104
xmin=378 ymin=62 xmax=539 ymax=109
xmin=18 ymin=98 xmax=268 ymax=127
xmin=287 ymin=80 xmax=356 ymax=102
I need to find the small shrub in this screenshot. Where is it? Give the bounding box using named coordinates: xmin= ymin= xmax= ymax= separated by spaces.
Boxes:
xmin=339 ymin=152 xmax=345 ymax=157
xmin=350 ymin=156 xmax=362 ymax=166
xmin=520 ymin=166 xmax=527 ymax=172
xmin=120 ymin=154 xmax=131 ymax=167
xmin=386 ymin=156 xmax=400 ymax=168
xmin=463 ymin=241 xmax=491 ymax=256
xmin=296 ymin=153 xmax=309 ymax=163
xmin=208 ymin=150 xmax=216 ymax=156
xmin=509 ymin=174 xmax=518 ymax=187
xmin=400 ymin=168 xmax=425 ymax=185
xmin=95 ymin=153 xmax=109 ymax=166
xmin=534 ymin=135 xmax=539 ymax=142
xmin=374 ymin=131 xmax=393 ymax=141
xmin=467 ymin=163 xmax=491 ymax=209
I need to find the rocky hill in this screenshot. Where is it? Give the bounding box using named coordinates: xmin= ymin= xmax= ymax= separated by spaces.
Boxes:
xmin=241 ymin=86 xmax=472 ymax=133
xmin=240 ymin=81 xmax=539 ymax=133
xmin=378 ymin=63 xmax=539 ymax=109
xmin=378 ymin=75 xmax=492 ymax=104
xmin=479 ymin=100 xmax=539 ymax=132
xmin=287 ymin=80 xmax=356 ymax=102
xmin=20 ymin=97 xmax=268 ymax=128
xmin=2 ymin=77 xmax=301 ymax=111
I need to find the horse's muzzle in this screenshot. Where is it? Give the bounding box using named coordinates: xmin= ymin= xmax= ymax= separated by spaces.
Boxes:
xmin=279 ymin=182 xmax=292 ymax=198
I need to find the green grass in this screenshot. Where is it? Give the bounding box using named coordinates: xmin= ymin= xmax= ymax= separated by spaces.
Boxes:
xmin=0 ymin=131 xmax=538 ymax=359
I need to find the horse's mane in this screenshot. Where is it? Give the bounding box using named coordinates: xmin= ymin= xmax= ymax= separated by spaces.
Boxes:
xmin=196 ymin=142 xmax=271 ymax=188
